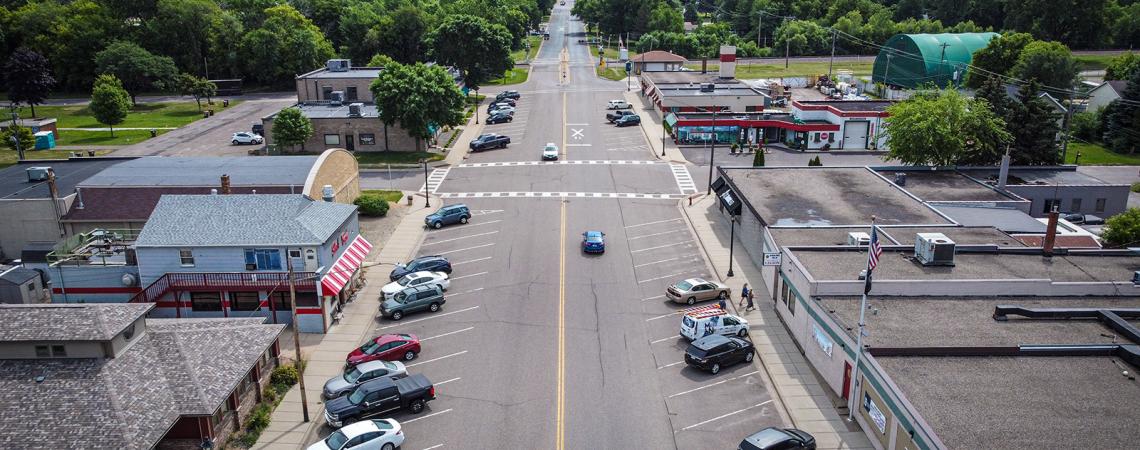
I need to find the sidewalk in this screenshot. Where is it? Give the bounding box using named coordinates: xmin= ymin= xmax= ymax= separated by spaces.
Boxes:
xmin=442 ymin=106 xmax=485 ymax=167
xmin=624 ymin=87 xmax=689 ymax=164
xmin=681 ymin=195 xmax=874 ymax=450
xmin=253 ymin=199 xmax=437 ymax=449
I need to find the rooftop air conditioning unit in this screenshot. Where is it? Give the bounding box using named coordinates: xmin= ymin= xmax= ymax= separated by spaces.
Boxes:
xmin=326 ymin=59 xmax=351 ymax=72
xmin=329 ymin=91 xmax=345 ymax=106
xmin=846 ymin=232 xmax=870 ymax=246
xmin=348 ymin=103 xmax=363 ymax=117
xmin=915 ymin=233 xmax=955 ymax=266
xmin=700 ymin=83 xmax=715 ymax=92
xmin=26 ymin=167 xmax=50 ymax=182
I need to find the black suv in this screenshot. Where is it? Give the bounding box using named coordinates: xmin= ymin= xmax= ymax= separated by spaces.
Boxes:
xmin=323 ymin=374 xmax=437 ymax=427
xmin=389 ymin=256 xmax=452 ymax=281
xmin=684 ymin=334 xmax=754 ymax=374
xmin=487 ymin=112 xmax=513 ymax=124
xmin=496 ymin=90 xmax=521 ymax=100
xmin=470 ymin=133 xmax=511 ymax=151
xmin=614 ymin=114 xmax=641 ymax=127
xmin=606 ymin=110 xmax=636 ymax=123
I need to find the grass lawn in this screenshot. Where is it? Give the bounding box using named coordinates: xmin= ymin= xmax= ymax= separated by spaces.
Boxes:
xmin=685 ymin=61 xmax=874 ymax=79
xmin=597 ymin=66 xmax=629 ymax=81
xmin=1075 ymin=54 xmax=1118 ymax=71
xmin=512 ymin=36 xmax=543 ymax=63
xmin=361 ymin=189 xmax=406 ymax=202
xmin=588 ymin=45 xmax=638 ymax=61
xmin=1065 ymin=141 xmax=1140 ymax=165
xmin=490 ymin=68 xmax=529 ymax=85
xmin=354 ymin=151 xmax=444 ymax=166
xmin=13 ymin=101 xmax=235 ymax=146
xmin=0 ymin=148 xmax=113 ymax=168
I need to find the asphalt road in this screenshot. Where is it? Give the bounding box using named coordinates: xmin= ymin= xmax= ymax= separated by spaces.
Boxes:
xmin=360 ymin=170 xmax=428 ymax=192
xmin=308 ymin=2 xmax=784 ymax=448
xmin=113 ymin=96 xmax=295 ymax=156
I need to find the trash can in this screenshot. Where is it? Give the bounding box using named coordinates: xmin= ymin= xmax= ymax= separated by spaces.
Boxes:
xmin=208 ymin=110 xmax=214 ymax=117
xmin=203 ymin=111 xmax=210 ymax=118
xmin=223 ymin=99 xmax=229 ymax=107
xmin=150 ymin=129 xmax=157 ymax=138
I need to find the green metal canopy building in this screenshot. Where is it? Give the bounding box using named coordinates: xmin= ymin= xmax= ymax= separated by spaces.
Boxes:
xmin=871 ymin=32 xmax=998 ymax=89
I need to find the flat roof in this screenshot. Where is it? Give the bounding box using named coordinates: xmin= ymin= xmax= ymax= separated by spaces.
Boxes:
xmin=643 ymin=71 xmax=734 ymax=85
xmin=930 ymin=205 xmax=1048 ymax=234
xmin=291 ymin=102 xmax=379 ymax=119
xmin=79 ymin=156 xmax=317 ymax=187
xmin=879 ymin=356 xmax=1140 ymax=450
xmin=770 ymin=226 xmax=1024 ymax=248
xmin=0 ymin=158 xmax=131 ymax=200
xmin=298 ymin=67 xmax=383 ymax=79
xmin=962 ymin=168 xmax=1119 ymax=186
xmin=795 ymin=100 xmax=892 ymax=112
xmin=724 ymin=167 xmax=951 ymax=226
xmin=877 ymin=170 xmax=1014 ymax=202
xmin=657 ymin=86 xmax=767 ymax=97
xmin=792 ymin=249 xmax=1140 ymax=282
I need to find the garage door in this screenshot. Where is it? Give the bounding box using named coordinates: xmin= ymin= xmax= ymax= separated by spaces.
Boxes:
xmin=843 ymin=121 xmax=869 ymax=149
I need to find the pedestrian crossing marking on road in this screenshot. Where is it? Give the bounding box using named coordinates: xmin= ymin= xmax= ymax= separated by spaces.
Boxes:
xmin=437 ymin=192 xmax=686 ymax=200
xmin=457 ymin=160 xmax=662 ymax=168
xmin=671 ymin=164 xmax=698 ymax=194
xmin=419 ymin=167 xmax=450 ymax=194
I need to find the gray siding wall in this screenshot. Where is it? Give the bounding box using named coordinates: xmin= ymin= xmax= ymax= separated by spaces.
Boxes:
xmin=0 ymin=195 xmax=72 ymax=260
xmin=1006 ymin=184 xmax=1129 ymax=218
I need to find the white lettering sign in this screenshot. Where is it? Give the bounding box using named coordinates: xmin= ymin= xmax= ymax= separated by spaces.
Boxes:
xmin=763 ymin=253 xmax=781 ymax=266
xmin=812 ymin=324 xmax=833 ymax=357
xmin=863 ymin=393 xmax=888 ymax=434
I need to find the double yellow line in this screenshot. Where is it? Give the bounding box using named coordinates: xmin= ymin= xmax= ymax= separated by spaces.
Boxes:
xmin=556 ymin=199 xmax=567 ymax=450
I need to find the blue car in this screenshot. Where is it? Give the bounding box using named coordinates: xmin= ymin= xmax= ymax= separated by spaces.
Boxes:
xmin=425 ymin=204 xmax=471 ymax=229
xmin=389 ymin=256 xmax=452 ymax=282
xmin=582 ymin=231 xmax=605 ymax=253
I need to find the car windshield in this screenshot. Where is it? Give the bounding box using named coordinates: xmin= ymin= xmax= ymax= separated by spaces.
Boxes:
xmin=324 ymin=430 xmax=349 ymax=449
xmin=746 ymin=428 xmax=794 ymax=447
xmin=360 ymin=341 xmax=379 ymax=355
xmin=397 ymin=275 xmax=416 ymax=286
xmin=382 ymin=361 xmax=397 ymax=370
xmin=347 ymin=388 xmax=366 ymax=405
xmin=343 ymin=367 xmax=363 ymax=383
xmin=372 ymin=419 xmax=394 ymax=430
xmin=676 ymin=280 xmax=694 ymax=291
xmin=393 ymin=293 xmax=408 ymax=304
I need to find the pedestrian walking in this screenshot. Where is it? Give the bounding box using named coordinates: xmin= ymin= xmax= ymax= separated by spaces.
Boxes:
xmin=739 ymin=283 xmax=750 ymax=308
xmin=746 ymin=289 xmax=755 ymax=311
xmin=718 ymin=297 xmax=727 ymax=311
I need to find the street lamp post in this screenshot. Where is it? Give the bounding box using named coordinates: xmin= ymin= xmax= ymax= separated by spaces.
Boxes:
xmin=727 ymin=214 xmax=736 ymax=277
xmin=661 ymin=115 xmax=668 ymax=157
xmin=420 ymin=158 xmax=430 ymax=208
xmin=707 ymin=107 xmax=718 ymax=195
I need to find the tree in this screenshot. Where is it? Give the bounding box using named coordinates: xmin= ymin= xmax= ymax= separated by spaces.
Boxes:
xmin=1104 ymin=70 xmax=1140 ymax=155
xmin=683 ymin=1 xmax=698 ymax=23
xmin=753 ymin=147 xmax=765 ymax=166
xmin=9 ymin=0 xmax=122 ymax=90
xmin=774 ymin=20 xmax=830 ymax=56
xmin=647 ymin=2 xmax=684 ymax=34
xmin=368 ymin=54 xmax=397 ymax=68
xmin=807 ymin=156 xmax=822 ymax=166
xmin=1008 ymin=81 xmax=1061 ymax=165
xmin=965 ymin=33 xmax=1033 ymax=89
xmin=4 ymin=47 xmax=55 ymax=118
xmin=975 ymin=75 xmax=1013 ymax=120
xmin=354 ymin=193 xmax=390 ymax=217
xmin=94 ymin=41 xmax=179 ymax=105
xmin=271 ymin=107 xmax=314 ymax=152
xmin=1105 ymin=52 xmax=1140 ymax=81
xmin=1004 ymin=0 xmax=1108 ymax=49
xmin=1102 ymin=208 xmax=1140 ymax=247
xmin=145 ymin=0 xmax=243 ymax=79
xmin=174 ymin=74 xmax=217 ymax=111
xmin=371 ymin=6 xmax=429 ymax=64
xmin=89 ymin=74 xmax=131 ymax=137
xmin=370 ymin=62 xmax=465 ymax=150
xmin=1012 ymin=40 xmax=1079 ymax=93
xmin=884 ymin=89 xmax=1012 ymax=166
xmin=1 ymin=125 xmax=34 ymax=157
xmin=239 ymin=4 xmax=335 ymax=85
xmin=429 ymin=15 xmax=513 ymax=92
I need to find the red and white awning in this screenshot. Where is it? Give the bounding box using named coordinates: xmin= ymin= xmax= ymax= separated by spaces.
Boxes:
xmin=320 ymin=236 xmax=373 ymax=295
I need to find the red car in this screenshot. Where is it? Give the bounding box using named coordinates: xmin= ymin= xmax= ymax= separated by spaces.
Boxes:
xmin=347 ymin=333 xmax=421 ymax=367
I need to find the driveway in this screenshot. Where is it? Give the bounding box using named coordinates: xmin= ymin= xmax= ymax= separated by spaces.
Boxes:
xmin=112 ymin=97 xmax=296 ymax=156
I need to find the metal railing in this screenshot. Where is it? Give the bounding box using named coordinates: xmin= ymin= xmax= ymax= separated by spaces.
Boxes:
xmin=129 ymin=271 xmax=319 ymax=303
xmin=48 ymin=229 xmax=140 ymax=263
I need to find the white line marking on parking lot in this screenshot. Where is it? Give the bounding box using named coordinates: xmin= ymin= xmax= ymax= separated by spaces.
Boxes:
xmin=566 ymin=123 xmax=589 ymax=126
xmin=639 ymin=271 xmax=692 ymax=283
xmin=422 ymin=231 xmax=499 ymax=246
xmin=666 ymin=371 xmax=759 ymax=399
xmin=379 ymin=306 xmax=480 ymax=329
xmin=634 ymin=255 xmax=698 ymax=268
xmin=436 ymin=377 xmax=462 ymax=386
xmin=626 ymin=218 xmax=683 ymax=229
xmin=452 ymin=257 xmax=492 ymax=266
xmin=657 ymin=360 xmax=685 ymax=369
xmin=674 ymin=401 xmax=773 ymax=433
xmin=628 ymin=229 xmax=687 ymax=240
xmin=565 ymin=143 xmax=592 ymax=147
xmin=446 ymin=288 xmax=484 ymax=297
xmin=641 ymin=295 xmax=665 ymax=302
xmin=630 ymin=241 xmax=689 ymax=253
xmin=434 ymin=243 xmax=495 ymax=255
xmin=449 ymin=271 xmax=488 ymax=281
xmin=421 ymin=327 xmax=475 ymax=341
xmin=420 ymin=445 xmax=444 ymax=450
xmin=650 ymin=336 xmax=678 ymax=344
xmin=430 ymin=219 xmax=501 ymax=231
xmin=646 ymin=311 xmax=681 ymax=321
xmin=403 ymin=409 xmax=453 ymax=424
xmin=407 ymin=350 xmax=468 ymax=368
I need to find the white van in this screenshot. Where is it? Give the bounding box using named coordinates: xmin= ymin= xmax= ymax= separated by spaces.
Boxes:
xmin=680 ymin=305 xmax=749 ymax=340
xmin=606 ymin=100 xmax=631 ymax=110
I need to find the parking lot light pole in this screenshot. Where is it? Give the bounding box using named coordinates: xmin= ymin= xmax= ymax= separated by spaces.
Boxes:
xmin=727 ymin=214 xmax=736 ymax=277
xmin=420 ymin=158 xmax=430 ymax=208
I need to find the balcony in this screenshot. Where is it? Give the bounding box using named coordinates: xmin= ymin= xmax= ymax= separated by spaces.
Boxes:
xmin=130 ymin=271 xmax=319 ymax=304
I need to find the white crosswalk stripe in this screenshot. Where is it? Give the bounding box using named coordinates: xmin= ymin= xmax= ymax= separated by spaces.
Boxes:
xmin=419 ymin=167 xmax=450 ymax=194
xmin=671 ymin=164 xmax=698 ymax=194
xmin=457 ymin=160 xmax=662 ymax=168
xmin=437 ymin=192 xmax=686 ymax=200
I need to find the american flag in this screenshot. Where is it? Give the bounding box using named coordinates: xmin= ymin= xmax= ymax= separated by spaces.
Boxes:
xmin=867 ymin=225 xmax=883 ymax=271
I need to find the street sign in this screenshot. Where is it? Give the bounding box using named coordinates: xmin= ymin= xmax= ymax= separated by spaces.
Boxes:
xmin=625 ymin=61 xmax=632 ymax=72
xmin=763 ymin=253 xmax=782 ymax=266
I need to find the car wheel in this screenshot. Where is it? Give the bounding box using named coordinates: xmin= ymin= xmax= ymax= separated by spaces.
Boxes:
xmin=391 ymin=311 xmax=404 ymax=320
xmin=460 ymin=216 xmax=469 ymax=224
xmin=718 ymin=291 xmax=728 ymax=300
xmin=410 ymin=399 xmax=426 ymax=414
xmin=429 ymin=302 xmax=440 ymax=312
xmin=231 ymin=140 xmax=239 ymax=145
xmin=687 ymin=297 xmax=696 ymax=305
xmin=745 ymin=351 xmax=754 ymax=362
xmin=710 ymin=363 xmax=720 ymax=374
xmin=404 ymin=350 xmax=416 ymax=361
xmin=382 ymin=444 xmax=395 ymax=450
xmin=433 ymin=222 xmax=442 ymax=229
xmin=737 ymin=329 xmax=748 ymax=337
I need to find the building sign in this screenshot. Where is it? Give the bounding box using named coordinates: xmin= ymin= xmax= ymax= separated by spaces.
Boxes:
xmin=811 ymin=324 xmax=833 ymax=357
xmin=763 ymin=253 xmax=781 ymax=266
xmin=863 ymin=393 xmax=888 ymax=434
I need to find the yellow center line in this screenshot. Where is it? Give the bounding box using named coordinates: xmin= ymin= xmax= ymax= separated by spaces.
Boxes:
xmin=556 ymin=200 xmax=567 ymax=450
xmin=561 ymin=92 xmax=567 ymax=157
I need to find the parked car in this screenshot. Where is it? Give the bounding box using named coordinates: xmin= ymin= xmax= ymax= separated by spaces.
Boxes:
xmin=347 ymin=334 xmax=421 ymax=366
xmin=425 ymin=204 xmax=471 ymax=229
xmin=543 ymin=143 xmax=559 ymax=160
xmin=606 ymin=99 xmax=631 ymax=109
xmin=1063 ymin=213 xmax=1105 ymax=225
xmin=381 ymin=284 xmax=445 ymax=320
xmin=487 ymin=112 xmax=513 ymax=124
xmin=496 ymin=90 xmax=521 ymax=100
xmin=389 ymin=256 xmax=452 ymax=281
xmin=231 ymin=132 xmax=263 ymax=145
xmin=684 ymin=334 xmax=754 ymax=374
xmin=324 ymin=374 xmax=437 ymax=427
xmin=680 ymin=305 xmax=748 ymax=340
xmin=323 ymin=360 xmax=408 ymax=399
xmin=614 ymin=114 xmax=641 ymax=127
xmin=666 ymin=278 xmax=731 ymax=305
xmin=581 ymin=231 xmax=605 ymax=253
xmin=488 ymin=105 xmax=516 ymax=116
xmin=470 ymin=133 xmax=511 ymax=151
xmin=606 ymin=110 xmax=636 ymax=123
xmin=307 ymin=419 xmax=405 ymax=450
xmin=493 ymin=98 xmax=517 ymax=107
xmin=382 ymin=271 xmax=450 ymax=300
xmin=738 ymin=427 xmax=817 ymax=450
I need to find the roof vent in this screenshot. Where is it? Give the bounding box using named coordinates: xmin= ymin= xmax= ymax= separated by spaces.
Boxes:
xmin=322 ymin=185 xmax=335 ymax=202
xmin=915 ymin=233 xmax=955 ymax=266
xmin=326 ymin=59 xmax=351 ymax=72
xmin=348 ymin=103 xmax=363 ymax=117
xmin=26 ymin=167 xmax=50 ymax=182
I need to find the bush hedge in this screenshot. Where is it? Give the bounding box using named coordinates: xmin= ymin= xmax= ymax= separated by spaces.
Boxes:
xmin=354 ymin=193 xmax=390 ymax=217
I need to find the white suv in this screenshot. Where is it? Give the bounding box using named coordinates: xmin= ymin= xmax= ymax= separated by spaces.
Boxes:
xmin=607 ymin=99 xmax=631 ymax=110
xmin=231 ymin=132 xmax=263 ymax=145
xmin=543 ymin=143 xmax=559 ymax=160
xmin=680 ymin=305 xmax=749 ymax=340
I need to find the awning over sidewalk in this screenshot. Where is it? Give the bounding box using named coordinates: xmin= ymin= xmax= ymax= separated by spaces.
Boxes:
xmin=320 ymin=235 xmax=373 ymax=295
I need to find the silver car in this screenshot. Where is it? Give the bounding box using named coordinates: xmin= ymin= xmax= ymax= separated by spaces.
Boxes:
xmin=666 ymin=278 xmax=731 ymax=305
xmin=322 ymin=360 xmax=407 ymax=399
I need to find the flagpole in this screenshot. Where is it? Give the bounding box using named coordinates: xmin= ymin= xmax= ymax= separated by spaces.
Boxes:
xmin=847 ymin=217 xmax=875 ymax=422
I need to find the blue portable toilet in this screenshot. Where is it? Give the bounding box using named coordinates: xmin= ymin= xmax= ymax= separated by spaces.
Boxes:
xmin=34 ymin=131 xmax=56 ymax=150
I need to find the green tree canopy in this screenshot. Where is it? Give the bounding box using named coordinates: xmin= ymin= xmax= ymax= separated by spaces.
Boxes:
xmin=95 ymin=41 xmax=179 ymax=105
xmin=1008 ymin=81 xmax=1061 ymax=165
xmin=371 ymin=6 xmax=429 ymax=64
xmin=174 ymin=74 xmax=217 ymax=111
xmin=239 ymin=4 xmax=335 ymax=85
xmin=1104 ymin=69 xmax=1140 ymax=155
xmin=1102 ymin=208 xmax=1140 ymax=247
xmin=1012 ymin=40 xmax=1079 ymax=93
xmin=429 ymin=15 xmax=513 ymax=91
xmin=965 ymin=32 xmax=1034 ymax=89
xmin=1105 ymin=52 xmax=1140 ymax=82
xmin=4 ymin=47 xmax=54 ymax=117
xmin=145 ymin=0 xmax=243 ymax=79
xmin=89 ymin=74 xmax=131 ymax=137
xmin=369 ymin=62 xmax=465 ymax=150
xmin=8 ymin=0 xmax=122 ymax=90
xmin=271 ymin=107 xmax=314 ymax=152
xmin=2 ymin=124 xmax=35 ymax=158
xmin=883 ymin=89 xmax=1011 ymax=166
xmin=647 ymin=2 xmax=684 ymax=34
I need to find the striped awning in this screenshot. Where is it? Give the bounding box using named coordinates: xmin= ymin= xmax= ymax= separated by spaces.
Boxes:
xmin=320 ymin=236 xmax=373 ymax=295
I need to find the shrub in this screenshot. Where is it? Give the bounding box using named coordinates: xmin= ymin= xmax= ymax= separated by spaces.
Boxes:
xmin=1103 ymin=208 xmax=1140 ymax=247
xmin=246 ymin=404 xmax=271 ymax=432
xmin=753 ymin=148 xmax=765 ymax=166
xmin=354 ymin=193 xmax=390 ymax=217
xmin=1132 ymin=182 xmax=1140 ymax=193
xmin=270 ymin=364 xmax=298 ymax=387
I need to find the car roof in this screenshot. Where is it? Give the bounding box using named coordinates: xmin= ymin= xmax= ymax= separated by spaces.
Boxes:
xmin=374 ymin=333 xmax=414 ymax=344
xmin=691 ymin=334 xmax=731 ymax=349
xmin=406 ymin=271 xmax=437 ymax=278
xmin=684 ymin=278 xmax=708 ymax=285
xmin=585 ymin=231 xmax=603 ymax=237
xmin=357 ymin=375 xmax=399 ymax=392
xmin=412 ymin=255 xmax=443 ymax=262
xmin=337 ymin=419 xmax=385 ymax=437
xmin=403 ymin=284 xmax=440 ymax=294
xmin=744 ymin=427 xmax=797 ymax=447
xmin=354 ymin=360 xmax=394 ymax=372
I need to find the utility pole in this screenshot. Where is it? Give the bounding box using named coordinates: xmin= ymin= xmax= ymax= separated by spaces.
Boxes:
xmin=938 ymin=42 xmax=950 ymax=85
xmin=785 ymin=39 xmax=790 ymax=69
xmin=9 ymin=109 xmax=25 ymax=161
xmin=757 ymin=14 xmax=763 ymax=48
xmin=286 ymin=255 xmax=311 ymax=423
xmin=1060 ymin=99 xmax=1075 ymax=163
xmin=828 ymin=29 xmax=837 ymax=79
xmin=883 ymin=54 xmax=893 ymax=99
xmin=707 ymin=106 xmax=718 ymax=195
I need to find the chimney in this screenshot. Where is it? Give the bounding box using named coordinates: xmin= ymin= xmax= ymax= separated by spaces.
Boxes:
xmin=719 ymin=45 xmax=737 ymax=79
xmin=1043 ymin=206 xmax=1059 ymax=257
xmin=322 ymin=185 xmax=335 ymax=202
xmin=997 ymin=149 xmax=1011 ymax=190
xmin=220 ymin=174 xmax=231 ymax=194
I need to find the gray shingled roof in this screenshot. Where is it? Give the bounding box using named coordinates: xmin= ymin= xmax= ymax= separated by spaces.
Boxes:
xmin=78 ymin=156 xmax=317 ymax=187
xmin=0 ymin=316 xmax=284 ymax=450
xmin=135 ymin=194 xmax=357 ymax=247
xmin=0 ymin=267 xmax=39 ymax=285
xmin=0 ymin=303 xmax=152 ymax=341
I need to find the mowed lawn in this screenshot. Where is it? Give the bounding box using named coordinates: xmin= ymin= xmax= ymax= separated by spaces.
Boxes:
xmin=13 ymin=101 xmax=235 ymax=146
xmin=0 ymin=148 xmax=113 ymax=168
xmin=1065 ymin=142 xmax=1140 ymax=165
xmin=685 ymin=61 xmax=874 ymax=79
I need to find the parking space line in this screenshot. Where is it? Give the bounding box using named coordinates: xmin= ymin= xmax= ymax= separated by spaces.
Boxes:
xmin=666 ymin=371 xmax=759 ymax=399
xmin=649 ymin=336 xmax=678 ymax=344
xmin=626 ymin=218 xmax=682 ymax=229
xmin=657 ymin=360 xmax=685 ymax=369
xmin=646 ymin=311 xmax=681 ymax=322
xmin=436 ymin=377 xmax=462 ymax=386
xmin=452 ymin=257 xmax=492 ymax=266
xmin=446 ymin=288 xmax=484 ymax=297
xmin=674 ymin=401 xmax=773 ymax=433
xmin=638 ymin=271 xmax=692 ymax=283
xmin=630 ymin=242 xmax=688 ymax=253
xmin=633 ymin=255 xmax=698 ymax=268
xmin=628 ymin=229 xmax=687 ymax=240
xmin=422 ymin=231 xmax=500 ymax=246
xmin=406 ymin=350 xmax=468 ymax=368
xmin=434 ymin=243 xmax=495 ymax=255
xmin=448 ymin=271 xmax=488 ymax=281
xmin=641 ymin=295 xmax=665 ymax=302
xmin=429 ymin=220 xmax=502 ymax=231
xmin=420 ymin=445 xmax=444 ymax=450
xmin=403 ymin=409 xmax=453 ymax=424
xmin=379 ymin=306 xmax=480 ymax=329
xmin=421 ymin=327 xmax=475 ymax=341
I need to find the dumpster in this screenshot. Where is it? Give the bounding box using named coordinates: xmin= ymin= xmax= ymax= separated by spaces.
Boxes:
xmin=34 ymin=131 xmax=55 ymax=150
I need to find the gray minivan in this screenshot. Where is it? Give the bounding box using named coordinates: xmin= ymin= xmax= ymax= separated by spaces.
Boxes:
xmin=380 ymin=284 xmax=445 ymax=320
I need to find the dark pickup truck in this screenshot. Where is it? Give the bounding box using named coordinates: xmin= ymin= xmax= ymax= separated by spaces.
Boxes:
xmin=469 ymin=133 xmax=511 ymax=151
xmin=323 ymin=374 xmax=436 ymax=427
xmin=606 ymin=110 xmax=636 ymax=123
